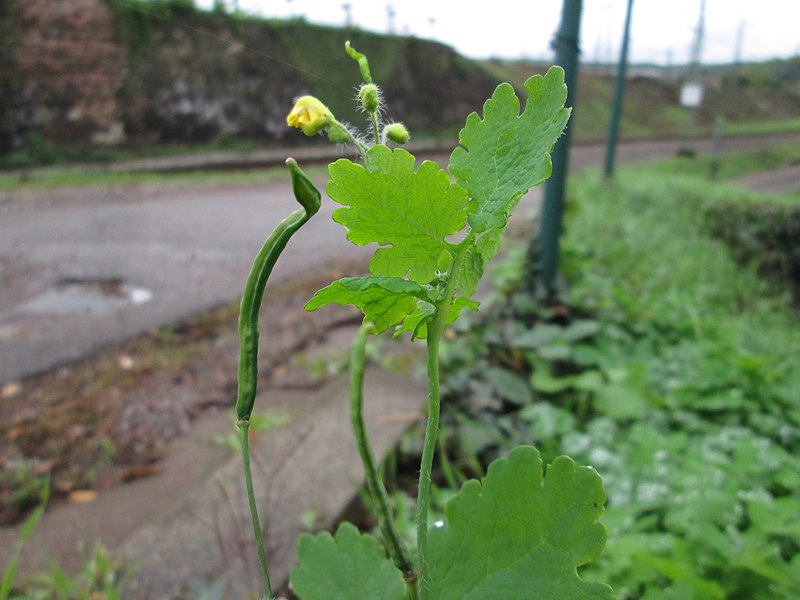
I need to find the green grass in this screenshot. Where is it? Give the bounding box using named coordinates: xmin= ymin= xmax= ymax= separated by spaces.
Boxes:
xmin=726 ymin=116 xmax=800 ymax=136
xmin=564 ymin=166 xmax=796 ymax=336
xmin=0 ymin=133 xmax=271 ymax=170
xmin=0 ymin=162 xmax=330 ymax=192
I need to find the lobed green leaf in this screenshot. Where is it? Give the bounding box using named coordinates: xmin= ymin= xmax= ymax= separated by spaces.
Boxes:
xmin=290 ymin=522 xmax=406 ymax=600
xmin=327 ymin=145 xmax=469 ymax=284
xmin=428 ymin=445 xmax=616 ymax=599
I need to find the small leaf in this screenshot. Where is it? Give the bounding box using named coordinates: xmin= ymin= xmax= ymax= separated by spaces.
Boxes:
xmin=561 ymin=319 xmax=601 ymax=343
xmin=305 ymin=276 xmax=433 ymax=333
xmin=457 ymin=228 xmax=503 ymax=297
xmin=428 ymin=446 xmax=615 ymax=599
xmin=328 ymin=146 xmax=469 ymax=283
xmin=290 ymin=522 xmax=406 ymax=600
xmin=514 ymin=324 xmax=565 ymax=349
xmin=485 ymin=367 xmax=533 ymax=406
xmin=530 ymin=360 xmax=576 ymax=394
xmin=396 ymin=296 xmax=480 ymax=339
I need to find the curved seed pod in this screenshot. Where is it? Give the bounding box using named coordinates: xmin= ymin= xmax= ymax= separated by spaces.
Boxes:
xmin=345 ymin=40 xmax=373 ymax=83
xmin=236 ymin=159 xmax=321 ymax=422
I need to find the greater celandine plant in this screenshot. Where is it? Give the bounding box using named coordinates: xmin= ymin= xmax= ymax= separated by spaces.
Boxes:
xmin=236 ymin=43 xmax=616 ymax=600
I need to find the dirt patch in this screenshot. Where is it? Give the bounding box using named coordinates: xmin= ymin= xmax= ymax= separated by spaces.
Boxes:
xmin=0 ymin=260 xmax=365 ymax=524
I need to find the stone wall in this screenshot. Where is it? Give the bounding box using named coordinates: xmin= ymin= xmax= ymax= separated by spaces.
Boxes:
xmin=3 ymin=0 xmax=126 ymax=150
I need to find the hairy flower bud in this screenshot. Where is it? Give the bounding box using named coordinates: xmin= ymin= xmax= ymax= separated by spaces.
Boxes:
xmin=359 ymin=84 xmax=380 ymax=113
xmin=286 ymin=96 xmax=333 ymax=136
xmin=384 ymin=123 xmax=410 ymax=145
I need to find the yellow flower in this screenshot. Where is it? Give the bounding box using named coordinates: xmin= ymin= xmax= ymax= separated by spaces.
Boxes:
xmin=286 ymin=96 xmax=332 ymax=136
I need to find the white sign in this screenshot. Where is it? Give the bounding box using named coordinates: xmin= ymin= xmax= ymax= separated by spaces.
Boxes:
xmin=680 ymin=81 xmax=704 ymax=108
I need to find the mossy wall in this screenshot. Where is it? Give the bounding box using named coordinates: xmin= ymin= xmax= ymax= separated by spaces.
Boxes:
xmin=1 ymin=0 xmax=126 ymax=152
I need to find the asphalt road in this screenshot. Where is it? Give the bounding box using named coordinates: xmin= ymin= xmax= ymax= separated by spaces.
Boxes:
xmin=0 ymin=176 xmax=370 ymax=382
xmin=1 ymin=133 xmax=799 ymax=383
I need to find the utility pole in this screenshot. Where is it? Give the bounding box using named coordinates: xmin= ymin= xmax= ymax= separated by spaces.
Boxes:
xmin=733 ymin=19 xmax=746 ymax=67
xmin=342 ymin=3 xmax=352 ymax=28
xmin=387 ymin=4 xmax=396 ymax=35
xmin=679 ymin=0 xmax=706 ymax=156
xmin=603 ymin=0 xmax=634 ymax=179
xmin=534 ymin=0 xmax=583 ymax=296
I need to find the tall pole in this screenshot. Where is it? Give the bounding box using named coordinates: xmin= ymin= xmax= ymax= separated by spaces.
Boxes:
xmin=681 ymin=0 xmax=706 ymax=155
xmin=537 ymin=0 xmax=583 ymax=295
xmin=603 ymin=0 xmax=634 ymax=179
xmin=733 ymin=19 xmax=745 ymax=67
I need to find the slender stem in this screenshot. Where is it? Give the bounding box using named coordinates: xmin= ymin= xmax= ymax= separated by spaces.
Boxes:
xmin=405 ymin=576 xmax=420 ymax=600
xmin=416 ymin=236 xmax=472 ymax=599
xmin=416 ymin=322 xmax=443 ymax=598
xmin=239 ymin=420 xmax=273 ymax=600
xmin=370 ymin=111 xmax=381 ymax=146
xmin=331 ymin=119 xmax=370 ymax=159
xmin=436 ymin=425 xmax=459 ymax=491
xmin=349 ymin=321 xmax=417 ymax=581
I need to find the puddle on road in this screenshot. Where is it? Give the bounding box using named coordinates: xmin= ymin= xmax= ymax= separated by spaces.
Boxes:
xmin=23 ymin=278 xmax=153 ymax=316
xmin=0 ymin=323 xmax=28 ymax=340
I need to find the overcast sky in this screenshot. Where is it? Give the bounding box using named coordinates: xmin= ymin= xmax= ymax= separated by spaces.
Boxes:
xmin=197 ymin=0 xmax=798 ymax=65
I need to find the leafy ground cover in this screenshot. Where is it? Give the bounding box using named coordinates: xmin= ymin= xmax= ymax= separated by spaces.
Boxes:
xmin=405 ymin=157 xmax=800 ymax=598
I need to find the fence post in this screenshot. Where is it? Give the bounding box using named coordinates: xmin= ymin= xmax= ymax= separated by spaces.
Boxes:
xmin=603 ymin=0 xmax=635 ymax=180
xmin=537 ymin=0 xmax=583 ymax=295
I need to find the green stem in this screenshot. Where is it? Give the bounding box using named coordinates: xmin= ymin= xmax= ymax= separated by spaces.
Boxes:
xmin=348 ymin=127 xmax=370 ymax=158
xmin=416 ymin=319 xmax=442 ymax=598
xmin=349 ymin=321 xmax=417 ymax=583
xmin=329 ymin=119 xmax=370 ymax=159
xmin=239 ymin=420 xmax=273 ymax=600
xmin=416 ymin=236 xmax=472 ymax=599
xmin=436 ymin=425 xmax=458 ymax=491
xmin=370 ymin=111 xmax=381 ymax=146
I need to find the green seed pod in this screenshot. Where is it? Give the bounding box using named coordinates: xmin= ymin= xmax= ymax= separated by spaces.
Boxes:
xmin=236 ymin=161 xmax=321 ymax=422
xmin=384 ymin=123 xmax=410 ymax=145
xmin=286 ymin=158 xmax=321 ymax=216
xmin=345 ymin=41 xmax=373 ymax=83
xmin=359 ymin=83 xmax=380 ymax=113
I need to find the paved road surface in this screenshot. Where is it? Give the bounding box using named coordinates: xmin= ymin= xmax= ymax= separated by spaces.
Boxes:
xmin=2 ymin=133 xmax=799 ymax=382
xmin=733 ymin=162 xmax=800 ymax=195
xmin=0 ymin=177 xmax=370 ymax=382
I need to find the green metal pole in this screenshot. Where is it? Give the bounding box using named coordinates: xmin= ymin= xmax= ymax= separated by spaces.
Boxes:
xmin=603 ymin=0 xmax=635 ymax=179
xmin=538 ymin=0 xmax=583 ymax=294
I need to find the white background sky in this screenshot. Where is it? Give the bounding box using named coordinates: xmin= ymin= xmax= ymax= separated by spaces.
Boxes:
xmin=197 ymin=0 xmax=799 ymax=65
